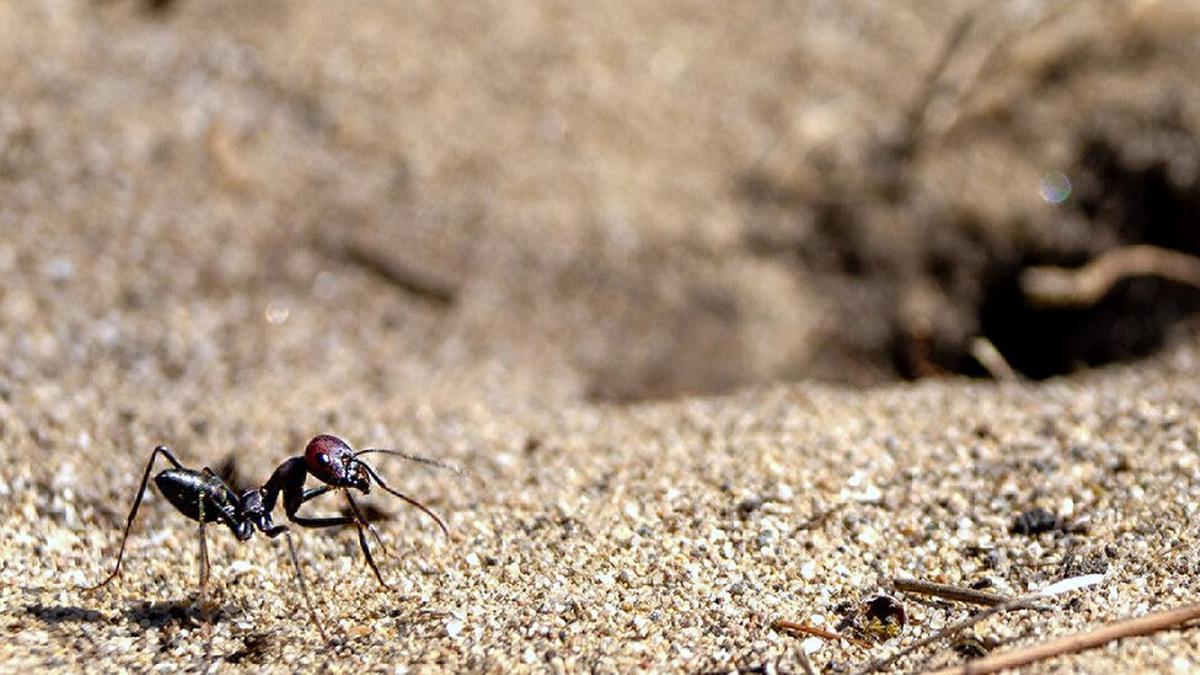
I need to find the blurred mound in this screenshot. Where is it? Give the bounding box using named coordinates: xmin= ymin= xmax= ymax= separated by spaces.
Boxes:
xmin=1 ymin=1 xmax=1198 ymax=408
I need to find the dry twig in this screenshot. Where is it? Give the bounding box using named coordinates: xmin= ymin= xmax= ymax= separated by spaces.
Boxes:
xmin=967 ymin=338 xmax=1018 ymax=383
xmin=794 ymin=502 xmax=849 ymax=533
xmin=773 ymin=619 xmax=872 ymax=649
xmin=315 ymin=235 xmax=459 ymax=307
xmin=1020 ymin=245 xmax=1200 ymax=308
xmin=893 ymin=578 xmax=1013 ymax=608
xmin=924 ymin=602 xmax=1200 ymax=674
xmin=894 ymin=12 xmax=977 ymax=157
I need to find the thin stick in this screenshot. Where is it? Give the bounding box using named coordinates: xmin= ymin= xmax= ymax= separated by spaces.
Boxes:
xmin=795 ymin=502 xmax=848 ymax=533
xmin=328 ymin=238 xmax=458 ymax=306
xmin=937 ymin=1 xmax=1080 ymax=145
xmin=774 ymin=619 xmax=872 ymax=649
xmin=1135 ymin=539 xmax=1194 ymax=576
xmin=894 ymin=12 xmax=977 ymax=157
xmin=925 ymin=602 xmax=1200 ymax=675
xmin=893 ymin=578 xmax=1013 ymax=608
xmin=968 ymin=338 xmax=1018 ymax=383
xmin=1020 ymin=245 xmax=1200 ymax=308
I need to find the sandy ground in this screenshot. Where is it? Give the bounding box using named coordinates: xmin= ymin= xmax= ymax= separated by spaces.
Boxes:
xmin=5 ymin=348 xmax=1200 ymax=672
xmin=3 ymin=1 xmax=1200 ymax=672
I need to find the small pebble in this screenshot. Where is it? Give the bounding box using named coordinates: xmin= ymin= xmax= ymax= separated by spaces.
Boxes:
xmin=1011 ymin=507 xmax=1058 ymax=535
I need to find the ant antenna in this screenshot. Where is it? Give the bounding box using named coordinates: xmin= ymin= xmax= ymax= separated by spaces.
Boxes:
xmin=356 ymin=461 xmax=450 ymax=538
xmin=354 ymin=448 xmax=467 ymax=476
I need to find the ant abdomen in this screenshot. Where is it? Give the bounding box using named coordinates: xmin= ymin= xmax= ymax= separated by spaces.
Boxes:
xmin=154 ymin=470 xmax=239 ymax=525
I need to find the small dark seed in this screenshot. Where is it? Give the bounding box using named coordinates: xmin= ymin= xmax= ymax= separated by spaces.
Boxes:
xmin=1011 ymin=507 xmax=1058 ymax=535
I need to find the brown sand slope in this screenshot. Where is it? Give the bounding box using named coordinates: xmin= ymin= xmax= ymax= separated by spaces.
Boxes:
xmin=5 ymin=351 xmax=1200 ymax=671
xmin=3 ymin=1 xmax=1200 ymax=672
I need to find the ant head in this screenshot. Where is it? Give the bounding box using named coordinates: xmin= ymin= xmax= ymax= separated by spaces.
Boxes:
xmin=305 ymin=434 xmax=371 ymax=492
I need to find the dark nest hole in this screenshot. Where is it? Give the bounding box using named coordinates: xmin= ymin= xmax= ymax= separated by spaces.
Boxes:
xmin=970 ymin=132 xmax=1200 ymax=380
xmin=740 ymin=120 xmax=1200 ymax=387
xmin=974 ymin=256 xmax=1199 ymax=380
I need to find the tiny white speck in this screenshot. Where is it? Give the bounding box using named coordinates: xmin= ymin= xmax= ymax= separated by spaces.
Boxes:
xmin=801 ymin=560 xmax=817 ymax=579
xmin=229 ymin=560 xmax=257 ymax=576
xmin=265 ymin=300 xmax=290 ymax=324
xmin=857 ymin=526 xmax=879 ymax=546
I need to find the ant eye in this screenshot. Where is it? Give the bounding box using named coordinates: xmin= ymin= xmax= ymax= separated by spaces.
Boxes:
xmin=317 ymin=453 xmax=332 ymax=466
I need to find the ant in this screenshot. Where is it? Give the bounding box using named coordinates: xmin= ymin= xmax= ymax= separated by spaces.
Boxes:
xmin=85 ymin=434 xmax=454 ymax=643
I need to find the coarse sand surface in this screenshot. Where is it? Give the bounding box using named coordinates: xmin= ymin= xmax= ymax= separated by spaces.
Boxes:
xmin=5 ymin=349 xmax=1200 ymax=672
xmin=7 ymin=343 xmax=1200 ymax=667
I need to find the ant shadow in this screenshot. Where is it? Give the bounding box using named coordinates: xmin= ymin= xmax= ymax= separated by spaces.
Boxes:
xmin=24 ymin=603 xmax=104 ymax=624
xmin=24 ymin=599 xmax=227 ymax=631
xmin=122 ymin=599 xmax=227 ymax=629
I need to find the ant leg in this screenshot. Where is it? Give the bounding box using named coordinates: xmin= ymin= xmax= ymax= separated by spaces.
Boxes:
xmin=283 ymin=530 xmax=331 ymax=646
xmin=297 ymin=485 xmax=393 ymax=558
xmin=285 ymin=487 xmax=393 ymax=588
xmin=277 ymin=485 xmax=349 ymax=529
xmin=285 ymin=487 xmax=355 ymax=530
xmin=201 ymin=467 xmax=246 ymax=532
xmin=344 ymin=492 xmax=392 ymax=589
xmin=197 ymin=497 xmax=214 ymax=662
xmin=84 ymin=446 xmax=185 ymax=591
xmin=283 ymin=486 xmax=345 ymax=528
xmin=197 ymin=503 xmax=210 ymax=596
xmin=288 ymin=514 xmax=355 ymax=529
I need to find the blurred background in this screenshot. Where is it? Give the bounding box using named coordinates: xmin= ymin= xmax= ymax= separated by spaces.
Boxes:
xmin=2 ymin=0 xmax=1200 ymax=413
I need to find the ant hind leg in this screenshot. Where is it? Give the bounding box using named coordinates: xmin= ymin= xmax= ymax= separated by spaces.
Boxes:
xmin=197 ymin=500 xmax=215 ymax=663
xmin=83 ymin=446 xmax=185 ymax=592
xmin=283 ymin=531 xmax=332 ymax=646
xmin=197 ymin=519 xmax=210 ymax=598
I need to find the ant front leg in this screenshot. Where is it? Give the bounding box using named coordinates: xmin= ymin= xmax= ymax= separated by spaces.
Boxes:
xmin=284 ymin=486 xmax=352 ymax=529
xmin=253 ymin=485 xmax=337 ymax=645
xmin=285 ymin=484 xmax=393 ymax=588
xmin=84 ymin=446 xmax=186 ymax=591
xmin=344 ymin=492 xmax=393 ymax=589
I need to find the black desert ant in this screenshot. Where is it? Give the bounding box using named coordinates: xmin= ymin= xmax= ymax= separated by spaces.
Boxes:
xmin=85 ymin=434 xmax=455 ymax=643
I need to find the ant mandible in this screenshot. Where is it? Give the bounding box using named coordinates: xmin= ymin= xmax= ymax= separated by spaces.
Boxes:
xmin=85 ymin=434 xmax=453 ymax=642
